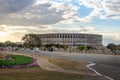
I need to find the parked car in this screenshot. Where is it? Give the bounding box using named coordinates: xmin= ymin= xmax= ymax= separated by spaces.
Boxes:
xmin=33 ymin=47 xmax=40 ymax=52
xmin=48 ymin=47 xmax=53 ymax=51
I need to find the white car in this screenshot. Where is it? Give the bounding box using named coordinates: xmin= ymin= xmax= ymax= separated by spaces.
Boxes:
xmin=33 ymin=47 xmax=40 ymax=52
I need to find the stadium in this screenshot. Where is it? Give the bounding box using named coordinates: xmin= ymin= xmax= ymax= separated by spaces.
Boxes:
xmin=23 ymin=33 xmax=102 ymax=46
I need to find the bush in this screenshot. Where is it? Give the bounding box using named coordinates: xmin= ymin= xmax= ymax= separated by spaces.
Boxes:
xmin=76 ymin=45 xmax=85 ymax=51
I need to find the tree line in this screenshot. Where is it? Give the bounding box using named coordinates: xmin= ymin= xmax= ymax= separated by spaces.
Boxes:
xmin=0 ymin=39 xmax=119 ymax=55
xmin=107 ymin=43 xmax=120 ymax=55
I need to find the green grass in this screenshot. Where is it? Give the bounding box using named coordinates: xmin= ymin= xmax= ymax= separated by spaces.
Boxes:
xmin=0 ymin=54 xmax=33 ymax=67
xmin=0 ymin=67 xmax=83 ymax=80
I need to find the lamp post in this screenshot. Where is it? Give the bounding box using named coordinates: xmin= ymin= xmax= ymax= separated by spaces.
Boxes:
xmin=80 ymin=26 xmax=87 ymax=47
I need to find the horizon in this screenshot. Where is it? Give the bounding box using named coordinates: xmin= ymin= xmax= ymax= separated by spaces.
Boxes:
xmin=0 ymin=0 xmax=120 ymax=45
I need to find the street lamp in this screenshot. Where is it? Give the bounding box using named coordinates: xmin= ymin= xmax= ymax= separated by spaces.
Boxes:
xmin=80 ymin=26 xmax=87 ymax=47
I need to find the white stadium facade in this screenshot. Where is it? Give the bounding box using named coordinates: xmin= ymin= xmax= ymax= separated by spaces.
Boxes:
xmin=23 ymin=33 xmax=102 ymax=46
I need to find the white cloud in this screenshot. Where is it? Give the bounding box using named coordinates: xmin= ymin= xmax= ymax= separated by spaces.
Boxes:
xmin=80 ymin=0 xmax=120 ymax=19
xmin=101 ymin=0 xmax=120 ymax=19
xmin=101 ymin=32 xmax=120 ymax=41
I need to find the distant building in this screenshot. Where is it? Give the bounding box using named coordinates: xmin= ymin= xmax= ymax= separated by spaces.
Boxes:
xmin=22 ymin=33 xmax=102 ymax=46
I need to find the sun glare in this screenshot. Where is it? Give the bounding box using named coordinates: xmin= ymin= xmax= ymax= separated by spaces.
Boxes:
xmin=0 ymin=31 xmax=9 ymax=37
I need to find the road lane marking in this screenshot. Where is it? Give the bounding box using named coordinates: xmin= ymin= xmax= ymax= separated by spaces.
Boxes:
xmin=104 ymin=75 xmax=114 ymax=80
xmin=87 ymin=62 xmax=114 ymax=80
xmin=87 ymin=62 xmax=102 ymax=76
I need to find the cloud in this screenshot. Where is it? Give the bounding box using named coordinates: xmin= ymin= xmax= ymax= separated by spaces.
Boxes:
xmin=101 ymin=32 xmax=120 ymax=41
xmin=0 ymin=24 xmax=50 ymax=42
xmin=80 ymin=0 xmax=120 ymax=20
xmin=0 ymin=26 xmax=5 ymax=31
xmin=0 ymin=1 xmax=80 ymax=26
xmin=1 ymin=25 xmax=46 ymax=33
xmin=0 ymin=0 xmax=34 ymax=14
xmin=101 ymin=0 xmax=120 ymax=19
xmin=0 ymin=0 xmax=119 ymax=27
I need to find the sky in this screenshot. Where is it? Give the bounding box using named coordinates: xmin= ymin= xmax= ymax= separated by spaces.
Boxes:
xmin=0 ymin=0 xmax=120 ymax=45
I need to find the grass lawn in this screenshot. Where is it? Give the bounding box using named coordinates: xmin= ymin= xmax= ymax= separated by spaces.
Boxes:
xmin=44 ymin=57 xmax=80 ymax=70
xmin=43 ymin=57 xmax=91 ymax=72
xmin=0 ymin=67 xmax=83 ymax=80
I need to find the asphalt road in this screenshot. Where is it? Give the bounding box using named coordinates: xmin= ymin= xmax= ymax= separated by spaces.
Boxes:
xmin=12 ymin=50 xmax=120 ymax=80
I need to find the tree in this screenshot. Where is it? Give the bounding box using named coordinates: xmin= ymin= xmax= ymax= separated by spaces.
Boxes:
xmin=76 ymin=45 xmax=85 ymax=51
xmin=22 ymin=34 xmax=42 ymax=49
xmin=107 ymin=43 xmax=117 ymax=55
xmin=0 ymin=42 xmax=4 ymax=47
xmin=62 ymin=45 xmax=68 ymax=50
xmin=116 ymin=45 xmax=120 ymax=50
xmin=45 ymin=44 xmax=55 ymax=48
xmin=33 ymin=35 xmax=42 ymax=47
xmin=4 ymin=41 xmax=16 ymax=47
